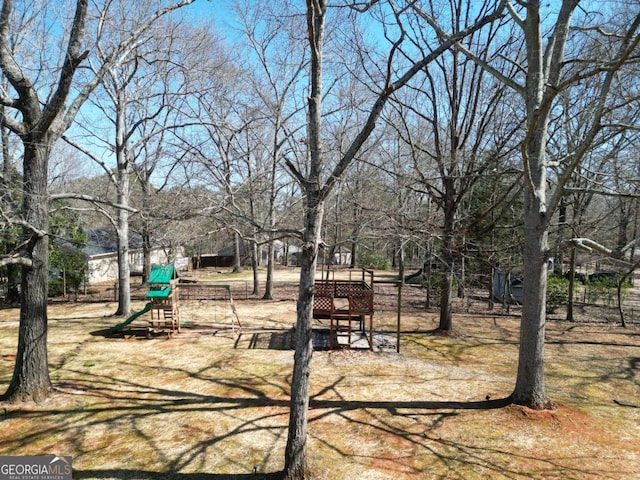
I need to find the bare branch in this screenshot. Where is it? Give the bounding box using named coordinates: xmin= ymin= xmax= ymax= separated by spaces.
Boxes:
xmin=345 ymin=0 xmax=380 ymax=13
xmin=505 ymin=0 xmax=525 ymax=29
xmin=0 ymin=0 xmax=40 ymax=121
xmin=321 ymin=1 xmax=508 ymax=199
xmin=411 ymin=1 xmax=523 ymax=94
xmin=62 ymin=0 xmax=197 ymax=132
xmin=564 ymin=236 xmax=640 ymax=263
xmin=39 ymin=0 xmax=89 ymax=134
xmin=564 ymin=237 xmax=613 ymax=255
xmin=49 ymin=193 xmax=139 ymax=213
xmin=285 ymin=157 xmax=308 ymax=187
xmin=0 ymin=255 xmax=32 ymax=269
xmin=62 ymin=135 xmax=117 ymax=183
xmin=563 ymin=187 xmax=640 ymax=199
xmin=0 ymin=205 xmax=46 ymax=238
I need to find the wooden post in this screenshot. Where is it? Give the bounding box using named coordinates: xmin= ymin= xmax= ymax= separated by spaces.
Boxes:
xmin=396 ymin=280 xmax=402 ymax=353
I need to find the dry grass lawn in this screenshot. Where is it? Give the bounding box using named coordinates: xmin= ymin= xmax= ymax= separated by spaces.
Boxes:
xmin=0 ymin=268 xmax=639 ymax=479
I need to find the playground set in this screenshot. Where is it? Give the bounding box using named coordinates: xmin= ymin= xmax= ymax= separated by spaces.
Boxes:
xmin=108 ymin=264 xmax=240 ymax=337
xmin=313 ymin=267 xmax=376 ymax=350
xmin=107 ymin=264 xmax=376 ymax=349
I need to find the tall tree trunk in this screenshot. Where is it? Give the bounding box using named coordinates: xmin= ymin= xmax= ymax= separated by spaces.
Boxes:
xmin=283 ymin=241 xmax=289 ymax=267
xmin=438 ymin=191 xmax=456 ymax=332
xmin=282 ymin=0 xmax=507 ymax=472
xmin=252 ymin=237 xmax=260 ymax=295
xmin=263 ymin=104 xmax=281 ymax=299
xmin=114 ymin=88 xmax=131 ymax=316
xmin=284 ymin=198 xmax=323 ymax=480
xmin=233 ymin=231 xmax=242 ymax=273
xmin=349 ymin=239 xmax=358 ymax=268
xmin=439 ymin=265 xmax=454 ymax=331
xmin=115 ymin=171 xmax=131 ymax=316
xmin=4 ymin=141 xmax=52 ymax=402
xmin=425 ymin=252 xmax=433 ymax=309
xmin=249 ymin=193 xmax=260 ymax=294
xmin=511 ymin=0 xmax=553 ymax=410
xmin=263 ymin=234 xmax=275 ymax=300
xmin=566 ymin=247 xmax=576 ymax=322
xmin=616 ymin=273 xmax=629 ymax=328
xmin=512 ymin=193 xmax=552 ymax=409
xmin=398 ymin=242 xmax=405 ymax=285
xmin=141 ymin=182 xmax=152 ymax=283
xmin=555 ymin=199 xmax=567 ymax=275
xmin=142 ymin=227 xmax=151 ymax=284
xmin=284 ymin=3 xmax=326 ymax=475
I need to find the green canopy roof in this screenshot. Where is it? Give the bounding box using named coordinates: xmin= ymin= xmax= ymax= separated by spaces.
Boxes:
xmin=146 ymin=286 xmax=171 ymax=298
xmin=148 ymin=264 xmax=178 ymax=284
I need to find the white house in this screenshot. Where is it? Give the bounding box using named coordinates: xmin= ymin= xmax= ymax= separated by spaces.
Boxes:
xmin=83 ymin=228 xmax=186 ymax=284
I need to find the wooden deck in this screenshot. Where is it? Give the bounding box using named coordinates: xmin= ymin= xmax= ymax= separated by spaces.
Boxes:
xmin=312 ymin=268 xmax=375 ymax=350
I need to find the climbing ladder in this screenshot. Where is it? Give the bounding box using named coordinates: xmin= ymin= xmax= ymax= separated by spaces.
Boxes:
xmin=147 ymin=288 xmax=180 ymax=336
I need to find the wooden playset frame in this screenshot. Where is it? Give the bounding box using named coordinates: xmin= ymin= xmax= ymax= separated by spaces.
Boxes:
xmin=312 ymin=267 xmax=375 ymax=350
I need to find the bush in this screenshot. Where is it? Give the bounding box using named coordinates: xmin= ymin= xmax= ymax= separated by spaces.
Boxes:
xmin=358 ymin=251 xmax=391 ymax=270
xmin=48 ymin=278 xmax=65 ymax=297
xmin=585 ymin=272 xmax=630 ymax=306
xmin=547 ymin=275 xmax=569 ymax=314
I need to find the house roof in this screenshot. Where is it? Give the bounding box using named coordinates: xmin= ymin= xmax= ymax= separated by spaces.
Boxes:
xmin=216 ymin=240 xmax=248 ymax=257
xmin=82 ymin=227 xmax=145 ymax=258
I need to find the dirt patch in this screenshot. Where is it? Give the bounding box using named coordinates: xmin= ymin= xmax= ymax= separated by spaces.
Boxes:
xmin=0 ymin=267 xmax=639 ymax=479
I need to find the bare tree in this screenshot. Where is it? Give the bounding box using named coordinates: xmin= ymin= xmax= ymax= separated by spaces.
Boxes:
xmin=509 ymin=1 xmax=640 ymax=409
xmin=0 ymin=0 xmax=194 ymax=403
xmin=457 ymin=0 xmax=640 ymax=408
xmin=65 ymin=4 xmax=208 ymax=314
xmin=283 ymin=1 xmax=506 ymax=477
xmin=183 ymin=67 xmax=253 ymax=274
xmin=177 ymin=40 xmax=278 ymax=289
xmin=386 ymin=1 xmax=520 ymax=331
xmin=560 ymin=144 xmax=628 ymax=321
xmin=233 ymin=1 xmax=309 ymax=299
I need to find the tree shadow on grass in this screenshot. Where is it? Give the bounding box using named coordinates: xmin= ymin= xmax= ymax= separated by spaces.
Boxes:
xmin=2 ymin=364 xmax=516 ymax=477
xmin=239 ymin=329 xmax=295 ymax=350
xmin=73 ymin=469 xmax=284 ymax=479
xmin=2 ymin=360 xmax=622 ymax=480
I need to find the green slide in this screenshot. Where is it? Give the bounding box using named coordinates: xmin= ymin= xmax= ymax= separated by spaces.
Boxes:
xmin=108 ymin=302 xmax=152 ymax=333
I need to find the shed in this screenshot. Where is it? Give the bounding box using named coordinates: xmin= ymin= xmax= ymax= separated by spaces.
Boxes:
xmin=493 ymin=270 xmax=523 ymax=303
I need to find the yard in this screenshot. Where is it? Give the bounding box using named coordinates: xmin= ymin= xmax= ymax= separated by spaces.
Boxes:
xmin=0 ymin=267 xmax=639 ymax=479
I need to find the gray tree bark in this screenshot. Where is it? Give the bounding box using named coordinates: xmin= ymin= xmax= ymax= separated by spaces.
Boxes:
xmin=284 ymin=197 xmax=323 ymax=479
xmin=283 ymin=2 xmax=508 ymax=475
xmin=509 ymin=0 xmax=640 ymax=408
xmin=114 ymin=90 xmax=131 ymax=316
xmin=0 ymin=0 xmax=195 ymax=403
xmin=115 ymin=173 xmax=131 ymax=316
xmin=0 ymin=0 xmax=89 ymax=403
xmin=5 ymin=140 xmax=53 ymax=402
